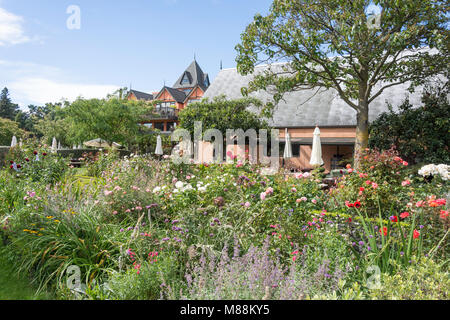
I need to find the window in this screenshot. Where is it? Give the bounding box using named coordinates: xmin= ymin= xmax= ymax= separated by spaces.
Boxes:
xmin=181 ymin=73 xmax=190 ymax=85
xmin=183 ymin=89 xmax=192 ymax=95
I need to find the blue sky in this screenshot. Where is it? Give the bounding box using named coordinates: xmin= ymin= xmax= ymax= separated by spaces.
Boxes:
xmin=0 ymin=0 xmax=272 ymax=108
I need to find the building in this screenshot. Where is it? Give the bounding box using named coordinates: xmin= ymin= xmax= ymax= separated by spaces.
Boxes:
xmin=203 ymin=62 xmax=423 ymax=172
xmin=128 ymin=60 xmax=210 ymax=133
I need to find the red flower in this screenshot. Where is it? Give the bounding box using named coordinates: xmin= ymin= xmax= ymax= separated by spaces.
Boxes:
xmin=9 ymin=165 xmax=14 ymax=169
xmin=379 ymin=227 xmax=388 ymax=236
xmin=25 ymin=158 xmax=30 ymax=162
xmin=33 ymin=151 xmax=37 ymax=155
xmin=17 ymin=164 xmax=21 ymax=169
xmin=353 ymin=201 xmax=361 ymax=208
xmin=10 ymin=160 xmax=14 ymax=164
xmin=440 ymin=210 xmax=448 ymax=219
xmin=400 ymin=212 xmax=409 ymax=219
xmin=359 ymin=187 xmax=365 ymax=192
xmin=390 ymin=216 xmax=398 ymax=222
xmin=413 ymin=229 xmax=420 ymax=239
xmin=42 ymin=152 xmax=47 ymax=156
xmin=347 ymin=217 xmax=352 ymax=223
xmin=345 ymin=201 xmax=354 ymax=208
xmin=402 ymin=161 xmax=408 ymax=166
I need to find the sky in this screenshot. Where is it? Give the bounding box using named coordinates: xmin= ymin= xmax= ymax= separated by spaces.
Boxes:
xmin=0 ymin=0 xmax=273 ymax=108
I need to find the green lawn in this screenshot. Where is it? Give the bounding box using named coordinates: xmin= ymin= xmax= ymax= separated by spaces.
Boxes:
xmin=0 ymin=247 xmax=53 ymax=300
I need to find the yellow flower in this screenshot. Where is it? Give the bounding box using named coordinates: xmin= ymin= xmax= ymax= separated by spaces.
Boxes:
xmin=54 ymin=220 xmax=60 ymax=223
xmin=46 ymin=216 xmax=54 ymax=219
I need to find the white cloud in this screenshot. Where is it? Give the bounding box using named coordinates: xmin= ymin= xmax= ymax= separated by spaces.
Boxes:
xmin=0 ymin=7 xmax=31 ymax=46
xmin=9 ymin=77 xmax=119 ymax=106
xmin=0 ymin=60 xmax=120 ymax=107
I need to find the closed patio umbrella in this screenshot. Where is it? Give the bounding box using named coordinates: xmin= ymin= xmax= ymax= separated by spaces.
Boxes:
xmin=51 ymin=137 xmax=58 ymax=153
xmin=155 ymin=135 xmax=163 ymax=156
xmin=10 ymin=136 xmax=17 ymax=148
xmin=310 ymin=126 xmax=324 ymax=167
xmin=283 ymin=129 xmax=293 ymax=159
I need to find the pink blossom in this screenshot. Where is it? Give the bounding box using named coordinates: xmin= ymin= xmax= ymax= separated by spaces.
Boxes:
xmin=260 ymin=192 xmax=266 ymax=201
xmin=415 ymin=201 xmax=425 ymax=208
xmin=265 ymin=187 xmax=274 ymax=195
xmin=294 ymin=173 xmax=303 ymax=179
xmin=311 ymin=199 xmax=317 ymax=204
xmin=104 ymin=190 xmax=113 ymax=196
xmin=244 ymin=202 xmax=251 ymax=208
xmin=291 ymin=187 xmax=297 ymax=192
xmin=371 ymin=182 xmax=378 ymax=189
xmin=401 ymin=180 xmax=411 ymax=187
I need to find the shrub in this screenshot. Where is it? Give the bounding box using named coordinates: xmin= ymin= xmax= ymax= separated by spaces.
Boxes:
xmin=368 ymin=258 xmax=449 ymax=300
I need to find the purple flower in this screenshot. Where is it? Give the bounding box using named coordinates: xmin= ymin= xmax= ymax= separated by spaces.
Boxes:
xmin=162 ymin=237 xmax=170 ymax=241
xmin=358 ymin=241 xmax=364 ymax=246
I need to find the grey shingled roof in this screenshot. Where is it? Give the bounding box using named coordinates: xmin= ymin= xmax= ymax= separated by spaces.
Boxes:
xmin=203 ymin=63 xmax=424 ymax=128
xmin=173 ymin=60 xmax=210 ymax=91
xmin=159 ymin=86 xmax=187 ymax=103
xmin=129 ymin=89 xmax=153 ymax=101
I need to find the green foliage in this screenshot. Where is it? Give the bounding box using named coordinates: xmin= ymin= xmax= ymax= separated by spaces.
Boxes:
xmin=65 ymin=98 xmax=146 ymax=148
xmin=0 ymin=118 xmax=25 ymax=146
xmin=0 ymin=87 xmax=19 ymax=121
xmin=178 ymin=95 xmax=269 ymax=137
xmin=369 ymin=84 xmax=450 ymax=164
xmin=368 ymin=258 xmax=449 ymax=300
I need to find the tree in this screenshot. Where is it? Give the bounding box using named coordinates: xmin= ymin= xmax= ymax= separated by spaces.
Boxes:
xmin=369 ymin=82 xmax=450 ymax=165
xmin=235 ymin=0 xmax=449 ymax=168
xmin=178 ymin=95 xmax=269 ymax=137
xmin=66 ymin=98 xmax=146 ymax=148
xmin=0 ymin=87 xmax=19 ymax=120
xmin=0 ymin=118 xmax=24 ymax=146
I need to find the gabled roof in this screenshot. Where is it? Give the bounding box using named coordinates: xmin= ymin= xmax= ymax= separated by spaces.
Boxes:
xmin=203 ymin=63 xmax=424 ymax=128
xmin=173 ymin=60 xmax=210 ymax=91
xmin=128 ymin=89 xmax=153 ymax=101
xmin=155 ymin=86 xmax=187 ymax=103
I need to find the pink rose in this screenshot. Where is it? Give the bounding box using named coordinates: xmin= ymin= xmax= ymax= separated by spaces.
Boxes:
xmin=260 ymin=192 xmax=266 ymax=201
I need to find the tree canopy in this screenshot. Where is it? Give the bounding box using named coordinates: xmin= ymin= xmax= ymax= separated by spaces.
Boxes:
xmin=369 ymin=82 xmax=450 ymax=165
xmin=65 ymin=97 xmax=147 ymax=147
xmin=178 ymin=95 xmax=270 ymax=137
xmin=0 ymin=88 xmax=19 ymax=121
xmin=235 ymin=0 xmax=449 ymax=168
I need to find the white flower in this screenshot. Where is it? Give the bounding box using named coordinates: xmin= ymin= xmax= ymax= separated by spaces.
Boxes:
xmin=152 ymin=186 xmax=161 ymax=193
xmin=198 ymin=186 xmax=207 ymax=193
xmin=175 ymin=181 xmax=184 ymax=189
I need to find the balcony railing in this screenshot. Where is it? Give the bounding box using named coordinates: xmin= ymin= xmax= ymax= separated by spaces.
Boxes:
xmin=143 ymin=106 xmax=178 ymax=120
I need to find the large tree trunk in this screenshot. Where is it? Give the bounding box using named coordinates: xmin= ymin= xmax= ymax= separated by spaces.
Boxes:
xmin=354 ymin=101 xmax=369 ymax=169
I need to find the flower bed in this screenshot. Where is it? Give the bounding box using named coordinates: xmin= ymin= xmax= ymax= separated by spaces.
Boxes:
xmin=0 ymin=146 xmax=448 ymax=300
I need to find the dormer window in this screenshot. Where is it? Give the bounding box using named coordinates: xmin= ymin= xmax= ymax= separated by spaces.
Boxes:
xmin=181 ymin=73 xmax=190 ymax=85
xmin=204 ymin=78 xmax=210 ymax=87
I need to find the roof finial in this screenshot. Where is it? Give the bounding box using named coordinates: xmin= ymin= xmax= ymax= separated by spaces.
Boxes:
xmin=194 ymin=52 xmax=196 ymax=61
xmin=163 ymin=79 xmax=166 ymax=87
xmin=220 ymin=60 xmax=223 ymax=70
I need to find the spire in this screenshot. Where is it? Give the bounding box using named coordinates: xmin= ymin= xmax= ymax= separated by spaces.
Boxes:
xmin=194 ymin=52 xmax=196 ymax=61
xmin=220 ymin=60 xmax=223 ymax=70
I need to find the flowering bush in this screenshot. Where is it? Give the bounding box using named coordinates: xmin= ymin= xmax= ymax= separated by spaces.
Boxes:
xmin=418 ymin=164 xmax=449 ymax=181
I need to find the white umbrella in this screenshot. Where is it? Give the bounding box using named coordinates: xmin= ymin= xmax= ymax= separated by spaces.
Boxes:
xmin=58 ymin=141 xmax=61 ymax=150
xmin=84 ymin=138 xmax=121 ymax=149
xmin=283 ymin=129 xmax=293 ymax=159
xmin=10 ymin=136 xmax=17 ymax=148
xmin=51 ymin=137 xmax=58 ymax=153
xmin=310 ymin=126 xmax=324 ymax=167
xmin=155 ymin=135 xmax=163 ymax=156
